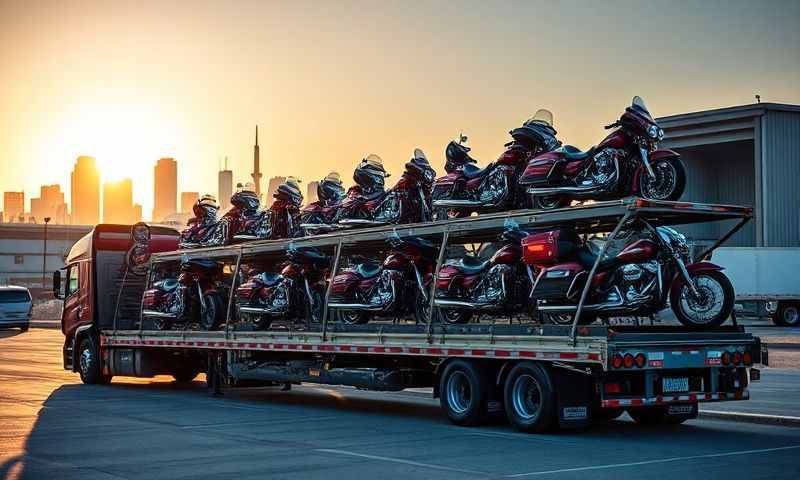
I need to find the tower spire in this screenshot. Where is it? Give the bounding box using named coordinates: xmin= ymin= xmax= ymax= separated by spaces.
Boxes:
xmin=252 ymin=124 xmax=262 ymax=197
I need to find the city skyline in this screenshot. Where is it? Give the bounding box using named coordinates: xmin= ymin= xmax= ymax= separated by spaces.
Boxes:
xmin=2 ymin=1 xmax=798 ymax=219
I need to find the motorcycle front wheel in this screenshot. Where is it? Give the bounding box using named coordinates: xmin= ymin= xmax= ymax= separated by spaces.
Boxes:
xmin=639 ymin=156 xmax=686 ymax=202
xmin=671 ymin=270 xmax=734 ymax=328
xmin=200 ymin=293 xmax=225 ymax=330
xmin=438 ymin=308 xmax=473 ymax=325
xmin=532 ymin=195 xmax=569 ymax=211
xmin=305 ymin=289 xmax=324 ymax=324
xmin=336 ymin=310 xmax=371 ymax=325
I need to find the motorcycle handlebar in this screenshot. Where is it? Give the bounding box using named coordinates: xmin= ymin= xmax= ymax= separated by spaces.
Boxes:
xmin=604 ymin=121 xmax=620 ymax=130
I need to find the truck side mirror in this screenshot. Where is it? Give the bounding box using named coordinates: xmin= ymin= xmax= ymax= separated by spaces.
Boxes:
xmin=53 ymin=270 xmax=62 ymax=299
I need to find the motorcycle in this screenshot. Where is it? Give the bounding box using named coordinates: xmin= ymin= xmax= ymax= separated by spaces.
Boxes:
xmin=522 ymin=223 xmax=735 ymax=327
xmin=432 ymin=109 xmax=560 ymax=219
xmin=179 ymin=195 xmax=226 ymax=248
xmin=223 ymin=178 xmax=304 ymax=243
xmin=236 ymin=244 xmax=329 ymax=329
xmin=433 ymin=224 xmax=531 ymax=324
xmin=336 ymin=149 xmax=436 ymax=228
xmin=520 ymin=96 xmax=686 ymax=210
xmin=141 ymin=258 xmax=227 ymax=330
xmin=327 ymin=234 xmax=437 ymax=324
xmin=299 ymin=172 xmax=346 ymax=235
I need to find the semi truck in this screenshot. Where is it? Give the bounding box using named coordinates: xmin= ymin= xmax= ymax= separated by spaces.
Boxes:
xmin=55 ymin=199 xmax=765 ymax=432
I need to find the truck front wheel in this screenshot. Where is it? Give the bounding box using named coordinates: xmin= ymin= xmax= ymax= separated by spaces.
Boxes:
xmin=503 ymin=361 xmax=556 ymax=432
xmin=78 ymin=337 xmax=112 ymax=385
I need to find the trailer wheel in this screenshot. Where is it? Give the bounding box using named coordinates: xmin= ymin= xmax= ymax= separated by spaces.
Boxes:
xmin=172 ymin=365 xmax=200 ymax=383
xmin=78 ymin=337 xmax=112 ymax=385
xmin=503 ymin=361 xmax=556 ymax=432
xmin=773 ymin=301 xmax=800 ymax=327
xmin=439 ymin=360 xmax=489 ymax=426
xmin=628 ymin=403 xmax=697 ymax=426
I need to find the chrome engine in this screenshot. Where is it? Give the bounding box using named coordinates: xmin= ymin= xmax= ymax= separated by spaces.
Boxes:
xmin=619 ymin=261 xmax=660 ymax=304
xmin=578 ymin=148 xmax=625 ymax=189
xmin=473 ymin=264 xmax=510 ymax=305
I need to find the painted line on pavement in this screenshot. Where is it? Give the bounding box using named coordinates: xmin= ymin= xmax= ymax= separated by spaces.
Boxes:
xmin=508 ymin=444 xmax=800 ymax=477
xmin=316 ymin=448 xmax=488 ymax=476
xmin=700 ymin=410 xmax=800 ymax=427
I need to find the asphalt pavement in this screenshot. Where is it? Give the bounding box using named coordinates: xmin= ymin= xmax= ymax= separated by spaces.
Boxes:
xmin=2 ymin=328 xmax=800 ymax=480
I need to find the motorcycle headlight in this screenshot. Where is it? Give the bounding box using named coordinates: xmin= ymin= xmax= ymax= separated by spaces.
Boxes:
xmin=648 ymin=125 xmax=659 ymax=139
xmin=657 ymin=128 xmax=665 ymax=141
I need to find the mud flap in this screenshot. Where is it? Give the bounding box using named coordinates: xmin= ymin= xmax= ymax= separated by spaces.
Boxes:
xmin=551 ymin=367 xmax=593 ymax=428
xmin=665 ymin=402 xmax=698 ymax=421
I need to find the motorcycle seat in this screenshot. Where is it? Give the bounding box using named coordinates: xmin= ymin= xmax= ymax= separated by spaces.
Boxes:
xmin=355 ymin=263 xmax=382 ymax=279
xmin=362 ymin=190 xmax=385 ymax=201
xmin=575 ymin=247 xmax=620 ymax=272
xmin=559 ymin=145 xmax=595 ymax=161
xmin=154 ymin=279 xmax=179 ymax=291
xmin=257 ymin=272 xmax=283 ymax=286
xmin=183 ymin=258 xmax=220 ymax=271
xmin=462 ymin=163 xmax=490 ymax=179
xmin=446 ymin=256 xmax=490 ymax=274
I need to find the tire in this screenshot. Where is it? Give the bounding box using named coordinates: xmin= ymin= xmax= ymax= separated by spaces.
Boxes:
xmin=336 ymin=309 xmax=370 ymax=325
xmin=532 ymin=195 xmax=569 ymax=211
xmin=773 ymin=301 xmax=800 ymax=327
xmin=153 ymin=317 xmax=171 ymax=331
xmin=628 ymin=403 xmax=697 ymax=426
xmin=434 ymin=207 xmax=467 ymax=222
xmin=671 ymin=270 xmax=734 ymax=328
xmin=439 ymin=360 xmax=489 ymax=426
xmin=540 ymin=312 xmax=597 ymax=326
xmin=413 ymin=288 xmax=432 ymax=324
xmin=503 ymin=361 xmax=556 ymax=432
xmin=639 ymin=156 xmax=686 ymax=202
xmin=20 ymin=325 xmax=29 ymax=332
xmin=438 ymin=308 xmax=473 ymax=325
xmin=200 ymin=293 xmax=225 ymax=330
xmin=78 ymin=337 xmax=112 ymax=385
xmin=172 ymin=367 xmax=200 ymax=383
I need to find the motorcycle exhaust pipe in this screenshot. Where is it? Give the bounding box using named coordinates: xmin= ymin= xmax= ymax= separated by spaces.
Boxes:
xmin=238 ymin=305 xmax=287 ymax=316
xmin=536 ymin=297 xmax=624 ymax=313
xmin=337 ymin=218 xmax=390 ymax=227
xmin=527 ymin=185 xmax=606 ymax=196
xmin=327 ymin=302 xmax=388 ymax=311
xmin=433 ymin=298 xmax=497 ymax=310
xmin=141 ymin=310 xmax=178 ymax=319
xmin=432 ymin=199 xmax=484 ymax=208
xmin=300 ymin=223 xmax=343 ymax=233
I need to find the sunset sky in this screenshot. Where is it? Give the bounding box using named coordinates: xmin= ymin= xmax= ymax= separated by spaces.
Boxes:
xmin=1 ymin=0 xmax=798 ymax=220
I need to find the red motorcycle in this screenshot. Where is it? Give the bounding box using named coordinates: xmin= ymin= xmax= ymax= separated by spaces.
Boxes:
xmin=141 ymin=258 xmax=227 ymax=330
xmin=327 ymin=234 xmax=437 ymax=324
xmin=520 ymin=96 xmax=686 ymax=209
xmin=337 ymin=150 xmax=436 ymax=228
xmin=299 ymin=172 xmax=345 ymax=235
xmin=236 ymin=245 xmax=329 ymax=329
xmin=432 ymin=110 xmax=560 ymax=219
xmin=223 ymin=179 xmax=303 ymax=243
xmin=433 ymin=224 xmax=530 ymax=324
xmin=522 ymin=223 xmax=735 ymax=327
xmin=179 ymin=195 xmax=226 ymax=248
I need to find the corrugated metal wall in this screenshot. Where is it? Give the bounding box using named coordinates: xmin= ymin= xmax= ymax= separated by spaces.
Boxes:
xmin=763 ymin=111 xmax=800 ymax=247
xmin=673 ymin=140 xmax=756 ymax=247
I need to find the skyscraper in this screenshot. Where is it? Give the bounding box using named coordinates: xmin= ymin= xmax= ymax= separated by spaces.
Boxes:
xmin=264 ymin=176 xmax=286 ymax=207
xmin=30 ymin=184 xmax=67 ymax=224
xmin=103 ymin=178 xmax=137 ymax=224
xmin=70 ymin=156 xmax=100 ymax=225
xmin=306 ymin=181 xmax=319 ymax=205
xmin=153 ymin=157 xmax=177 ymax=222
xmin=181 ymin=192 xmax=199 ymax=213
xmin=218 ymin=156 xmax=233 ymax=211
xmin=3 ymin=191 xmax=24 ymax=223
xmin=252 ymin=126 xmax=262 ymax=199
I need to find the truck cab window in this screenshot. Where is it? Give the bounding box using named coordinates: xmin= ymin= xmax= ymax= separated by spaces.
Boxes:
xmin=66 ymin=266 xmax=79 ymax=297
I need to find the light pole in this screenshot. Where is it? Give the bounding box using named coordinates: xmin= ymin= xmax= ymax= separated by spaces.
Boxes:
xmin=42 ymin=217 xmax=51 ymax=289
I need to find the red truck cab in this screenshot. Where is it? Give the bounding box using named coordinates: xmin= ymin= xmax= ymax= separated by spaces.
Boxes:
xmin=54 ymin=223 xmax=178 ymax=383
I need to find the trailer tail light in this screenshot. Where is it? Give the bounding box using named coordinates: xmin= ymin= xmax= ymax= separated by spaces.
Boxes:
xmin=733 ymin=352 xmax=742 ymax=365
xmin=634 ymin=353 xmax=646 ymax=368
xmin=743 ymin=351 xmax=753 ymax=366
xmin=623 ymin=353 xmax=634 ymax=369
xmin=612 ymin=354 xmax=624 ymax=369
xmin=721 ymin=351 xmax=731 ymax=366
xmin=604 ymin=382 xmax=621 ymax=394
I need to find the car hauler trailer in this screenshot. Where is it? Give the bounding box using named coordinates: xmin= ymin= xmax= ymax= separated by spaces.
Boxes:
xmin=57 ymin=199 xmax=766 ymax=432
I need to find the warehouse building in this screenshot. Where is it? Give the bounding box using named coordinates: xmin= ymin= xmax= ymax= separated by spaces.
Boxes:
xmin=657 ymin=102 xmax=800 ymax=248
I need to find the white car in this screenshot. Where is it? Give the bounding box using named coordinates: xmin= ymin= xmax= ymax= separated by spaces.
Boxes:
xmin=0 ymin=286 xmax=32 ymax=332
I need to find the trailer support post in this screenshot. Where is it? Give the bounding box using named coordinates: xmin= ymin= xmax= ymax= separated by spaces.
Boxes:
xmin=699 ymin=216 xmax=751 ymax=261
xmin=571 ymin=211 xmax=633 ymax=344
xmin=427 ymin=229 xmax=450 ymax=343
xmin=224 ymin=249 xmax=243 ymax=340
xmin=322 ymin=238 xmax=343 ymax=342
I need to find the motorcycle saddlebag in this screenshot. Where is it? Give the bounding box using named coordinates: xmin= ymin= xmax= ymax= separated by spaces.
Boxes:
xmin=522 ymin=228 xmax=581 ymax=265
xmin=534 ymin=263 xmax=585 ymax=300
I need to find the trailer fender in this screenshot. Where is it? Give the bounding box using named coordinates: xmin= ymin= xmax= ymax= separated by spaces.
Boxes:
xmin=669 ymin=261 xmax=725 ymax=300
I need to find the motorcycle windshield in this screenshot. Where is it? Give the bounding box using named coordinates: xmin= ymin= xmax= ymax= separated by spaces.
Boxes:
xmin=631 ymin=96 xmax=655 ymax=123
xmin=525 ymin=109 xmax=554 ymax=128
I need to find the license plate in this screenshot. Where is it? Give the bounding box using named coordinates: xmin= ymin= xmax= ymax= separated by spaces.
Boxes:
xmin=662 ymin=377 xmax=689 ymax=393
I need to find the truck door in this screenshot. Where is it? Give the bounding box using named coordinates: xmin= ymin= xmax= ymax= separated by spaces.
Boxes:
xmin=62 ymin=261 xmax=92 ymax=339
